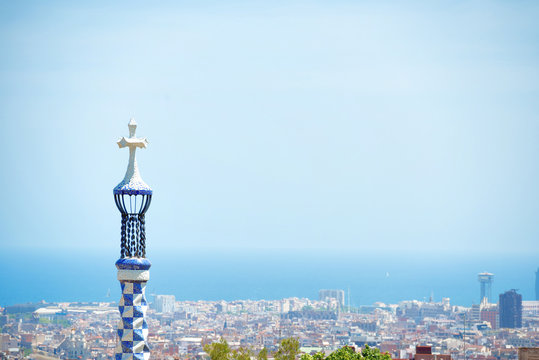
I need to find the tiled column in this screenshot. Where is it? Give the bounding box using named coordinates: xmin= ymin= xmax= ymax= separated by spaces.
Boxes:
xmin=115 ymin=258 xmax=151 ymax=360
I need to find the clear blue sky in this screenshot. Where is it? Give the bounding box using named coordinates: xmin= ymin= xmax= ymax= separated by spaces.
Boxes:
xmin=1 ymin=0 xmax=539 ymax=257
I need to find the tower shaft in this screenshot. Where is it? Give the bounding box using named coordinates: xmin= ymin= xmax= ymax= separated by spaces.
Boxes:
xmin=115 ymin=259 xmax=151 ymax=360
xmin=114 ymin=120 xmax=153 ymax=360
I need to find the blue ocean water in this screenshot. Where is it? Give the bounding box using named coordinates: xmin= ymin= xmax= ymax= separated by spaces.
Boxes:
xmin=0 ymin=248 xmax=536 ymax=307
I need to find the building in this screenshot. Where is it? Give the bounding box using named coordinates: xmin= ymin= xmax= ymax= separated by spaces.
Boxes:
xmin=0 ymin=334 xmax=19 ymax=353
xmin=480 ymin=305 xmax=498 ymax=329
xmin=522 ymin=300 xmax=539 ymax=316
xmin=3 ymin=303 xmax=38 ymax=314
xmin=414 ymin=346 xmax=451 ymax=360
xmin=155 ymin=295 xmax=176 ymax=313
xmin=519 ymin=348 xmax=539 ymax=360
xmin=319 ymin=289 xmax=345 ymax=307
xmin=499 ymin=289 xmax=522 ymax=328
xmin=55 ymin=330 xmax=89 ymax=359
xmin=536 ymin=268 xmax=539 ymax=301
xmin=478 ymin=272 xmax=494 ymax=303
xmin=470 ymin=304 xmax=481 ymax=321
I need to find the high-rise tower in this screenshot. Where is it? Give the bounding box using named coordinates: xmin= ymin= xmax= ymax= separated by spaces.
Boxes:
xmin=319 ymin=289 xmax=345 ymax=307
xmin=478 ymin=272 xmax=494 ymax=303
xmin=535 ymin=268 xmax=539 ymax=300
xmin=114 ymin=119 xmax=153 ymax=360
xmin=499 ymin=289 xmax=522 ymax=328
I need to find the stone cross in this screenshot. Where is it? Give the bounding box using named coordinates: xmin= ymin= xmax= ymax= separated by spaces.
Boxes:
xmin=116 ymin=119 xmax=149 ymax=191
xmin=118 ymin=118 xmax=148 ymax=150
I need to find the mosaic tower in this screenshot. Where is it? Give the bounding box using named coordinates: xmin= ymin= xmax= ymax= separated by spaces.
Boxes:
xmin=114 ymin=119 xmax=152 ymax=360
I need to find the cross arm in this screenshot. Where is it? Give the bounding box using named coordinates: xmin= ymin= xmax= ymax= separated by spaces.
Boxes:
xmin=117 ymin=137 xmax=149 ymax=149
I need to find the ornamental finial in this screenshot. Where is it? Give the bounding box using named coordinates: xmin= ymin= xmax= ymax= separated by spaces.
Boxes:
xmin=114 ymin=119 xmax=152 ymax=195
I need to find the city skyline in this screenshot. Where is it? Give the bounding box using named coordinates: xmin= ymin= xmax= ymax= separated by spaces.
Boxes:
xmin=2 ymin=291 xmax=537 ymax=359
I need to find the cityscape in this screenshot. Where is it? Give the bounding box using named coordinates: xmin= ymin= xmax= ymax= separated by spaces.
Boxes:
xmin=2 ymin=2 xmax=539 ymax=360
xmin=1 ymin=271 xmax=538 ymax=360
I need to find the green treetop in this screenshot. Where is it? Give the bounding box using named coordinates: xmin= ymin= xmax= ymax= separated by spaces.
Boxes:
xmin=275 ymin=338 xmax=301 ymax=360
xmin=302 ymin=345 xmax=391 ymax=360
xmin=257 ymin=347 xmax=269 ymax=360
xmin=204 ymin=338 xmax=231 ymax=360
xmin=204 ymin=338 xmax=254 ymax=360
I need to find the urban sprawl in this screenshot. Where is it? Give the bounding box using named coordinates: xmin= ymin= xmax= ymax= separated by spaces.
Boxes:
xmin=1 ymin=286 xmax=538 ymax=360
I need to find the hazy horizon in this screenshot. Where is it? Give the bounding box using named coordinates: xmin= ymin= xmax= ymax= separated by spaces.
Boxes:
xmin=0 ymin=247 xmax=536 ymax=308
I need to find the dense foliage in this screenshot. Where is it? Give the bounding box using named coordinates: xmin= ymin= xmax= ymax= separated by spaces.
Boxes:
xmin=274 ymin=338 xmax=301 ymax=360
xmin=302 ymin=345 xmax=391 ymax=360
xmin=203 ymin=338 xmax=260 ymax=360
xmin=204 ymin=338 xmax=390 ymax=360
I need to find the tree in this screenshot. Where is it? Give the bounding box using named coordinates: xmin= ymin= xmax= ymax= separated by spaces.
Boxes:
xmin=232 ymin=347 xmax=253 ymax=360
xmin=360 ymin=345 xmax=391 ymax=360
xmin=203 ymin=338 xmax=254 ymax=360
xmin=204 ymin=338 xmax=231 ymax=360
xmin=258 ymin=347 xmax=268 ymax=360
xmin=325 ymin=346 xmax=359 ymax=360
xmin=301 ymin=352 xmax=326 ymax=360
xmin=301 ymin=345 xmax=391 ymax=360
xmin=274 ymin=338 xmax=300 ymax=360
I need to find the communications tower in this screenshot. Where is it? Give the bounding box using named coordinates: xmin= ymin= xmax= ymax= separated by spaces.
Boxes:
xmin=535 ymin=268 xmax=539 ymax=300
xmin=114 ymin=119 xmax=153 ymax=360
xmin=478 ymin=272 xmax=494 ymax=304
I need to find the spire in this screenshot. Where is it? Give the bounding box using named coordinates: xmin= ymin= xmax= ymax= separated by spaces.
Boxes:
xmin=113 ymin=119 xmax=153 ymax=258
xmin=112 ymin=118 xmax=153 ymax=360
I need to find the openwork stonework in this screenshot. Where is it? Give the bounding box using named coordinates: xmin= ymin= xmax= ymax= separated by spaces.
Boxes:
xmin=115 ymin=195 xmax=151 ymax=258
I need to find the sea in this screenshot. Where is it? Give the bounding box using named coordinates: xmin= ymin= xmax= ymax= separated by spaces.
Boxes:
xmin=0 ymin=248 xmax=536 ymax=308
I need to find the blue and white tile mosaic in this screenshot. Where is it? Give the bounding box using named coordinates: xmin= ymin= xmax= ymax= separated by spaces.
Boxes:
xmin=115 ymin=279 xmax=150 ymax=360
xmin=114 ymin=181 xmax=153 ymax=195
